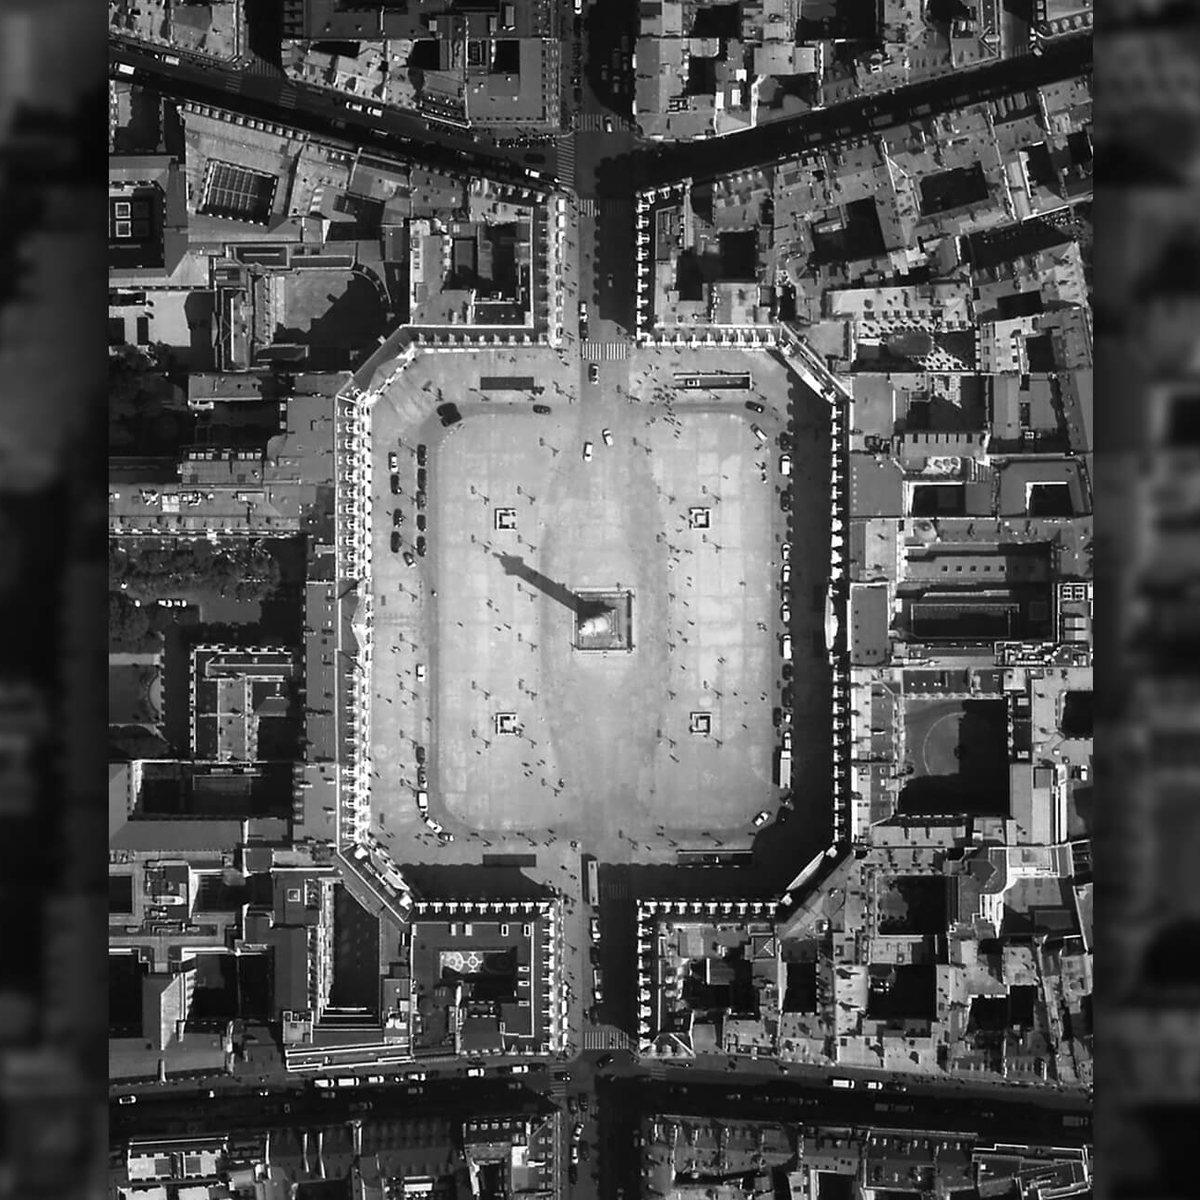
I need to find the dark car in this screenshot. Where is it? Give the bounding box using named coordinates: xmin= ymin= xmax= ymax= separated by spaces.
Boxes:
xmin=416 ymin=514 xmax=426 ymax=531
xmin=553 ymin=1070 xmax=571 ymax=1082
xmin=533 ymin=404 xmax=551 ymax=414
xmin=416 ymin=536 xmax=427 ymax=556
xmin=578 ymin=1093 xmax=588 ymax=1112
xmin=772 ymin=706 xmax=782 ymax=727
xmin=744 ymin=400 xmax=765 ymax=413
xmin=596 ymin=1054 xmax=615 ymax=1069
xmin=416 ymin=443 xmax=427 ymax=466
xmin=416 ymin=492 xmax=427 ymax=509
xmin=393 ymin=509 xmax=404 ymax=526
xmin=777 ymin=432 xmax=792 ymax=450
xmin=390 ymin=532 xmax=401 ymax=553
xmin=780 ymin=490 xmax=791 ymax=510
xmin=390 ymin=474 xmax=401 ymax=494
xmin=415 ymin=744 xmax=426 ymax=765
xmin=568 ymin=1165 xmax=578 ymax=1185
xmin=417 ymin=468 xmax=427 ymax=491
xmin=782 ymin=684 xmax=793 ymax=708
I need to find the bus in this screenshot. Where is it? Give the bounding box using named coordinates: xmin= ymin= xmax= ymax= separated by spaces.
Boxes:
xmin=583 ymin=855 xmax=599 ymax=905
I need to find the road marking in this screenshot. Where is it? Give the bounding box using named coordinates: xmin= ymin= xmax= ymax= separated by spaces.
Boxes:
xmin=582 ymin=341 xmax=629 ymax=362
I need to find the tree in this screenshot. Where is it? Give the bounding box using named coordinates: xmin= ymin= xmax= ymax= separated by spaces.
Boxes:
xmin=109 ymin=592 xmax=149 ymax=648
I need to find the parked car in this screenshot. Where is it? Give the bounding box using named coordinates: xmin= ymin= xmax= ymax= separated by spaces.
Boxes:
xmin=780 ymin=490 xmax=792 ymax=510
xmin=437 ymin=402 xmax=462 ymax=425
xmin=601 ymin=428 xmax=613 ymax=445
xmin=603 ymin=116 xmax=614 ymax=133
xmin=416 ymin=492 xmax=427 ymax=509
xmin=588 ymin=363 xmax=599 ymax=383
xmin=390 ymin=474 xmax=401 ymax=494
xmin=778 ymin=432 xmax=792 ymax=450
xmin=596 ymin=1054 xmax=615 ymax=1069
xmin=781 ymin=562 xmax=791 ymax=584
xmin=415 ymin=744 xmax=426 ymax=765
xmin=780 ymin=453 xmax=792 ymax=476
xmin=438 ymin=831 xmax=455 ymax=844
xmin=416 ymin=790 xmax=429 ymax=814
xmin=864 ymin=1080 xmax=883 ymax=1090
xmin=408 ymin=1072 xmax=428 ymax=1082
xmin=416 ymin=514 xmax=426 ymax=531
xmin=467 ymin=1066 xmax=485 ymax=1078
xmin=117 ymin=1095 xmax=137 ymax=1106
xmin=415 ymin=663 xmax=426 ymax=681
xmin=751 ymin=425 xmax=767 ymax=442
xmin=781 ymin=634 xmax=792 ymax=662
xmin=508 ymin=1064 xmax=529 ymax=1075
xmin=388 ymin=451 xmax=398 ymax=471
xmin=782 ymin=730 xmax=792 ymax=752
xmin=416 ymin=536 xmax=426 ymax=556
xmin=417 ymin=468 xmax=427 ymax=490
xmin=393 ymin=509 xmax=404 ymax=526
xmin=416 ymin=444 xmax=427 ymax=466
xmin=403 ymin=551 xmax=416 ymax=568
xmin=426 ymin=818 xmax=444 ymax=834
xmin=590 ymin=916 xmax=601 ymax=941
xmin=752 ymin=810 xmax=771 ymax=828
xmin=745 ymin=400 xmax=765 ymax=413
xmin=391 ymin=532 xmax=402 ymax=553
xmin=533 ymin=404 xmax=551 ymax=414
xmin=781 ymin=542 xmax=791 ymax=562
xmin=582 ymin=441 xmax=594 ymax=462
xmin=781 ymin=603 xmax=791 ymax=624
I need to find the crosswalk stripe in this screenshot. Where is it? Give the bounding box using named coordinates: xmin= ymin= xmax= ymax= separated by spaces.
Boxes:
xmin=582 ymin=341 xmax=629 ymax=362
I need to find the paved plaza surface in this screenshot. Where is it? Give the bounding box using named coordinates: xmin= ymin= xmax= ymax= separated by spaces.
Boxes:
xmin=368 ymin=343 xmax=833 ymax=871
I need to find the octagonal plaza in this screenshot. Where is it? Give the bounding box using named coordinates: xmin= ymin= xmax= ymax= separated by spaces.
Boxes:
xmin=367 ymin=343 xmax=832 ymax=861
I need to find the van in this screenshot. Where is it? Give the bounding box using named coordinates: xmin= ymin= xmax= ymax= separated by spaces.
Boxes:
xmin=830 ymin=1077 xmax=853 ymax=1089
xmin=781 ymin=634 xmax=792 ymax=662
xmin=777 ymin=748 xmax=792 ymax=788
xmin=115 ymin=62 xmax=135 ymax=77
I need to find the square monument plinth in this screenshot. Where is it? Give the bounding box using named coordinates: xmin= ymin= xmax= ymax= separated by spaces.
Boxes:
xmin=573 ymin=588 xmax=634 ymax=652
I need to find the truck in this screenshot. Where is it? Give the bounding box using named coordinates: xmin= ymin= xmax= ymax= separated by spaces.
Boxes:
xmin=776 ymin=748 xmax=792 ymax=789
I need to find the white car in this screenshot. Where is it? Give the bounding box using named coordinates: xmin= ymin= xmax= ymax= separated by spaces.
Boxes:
xmin=782 ymin=730 xmax=792 ymax=752
xmin=408 ymin=1072 xmax=428 ymax=1082
xmin=780 ymin=604 xmax=791 ymax=625
xmin=415 ymin=663 xmax=426 ymax=681
xmin=117 ymin=1095 xmax=137 ymax=1105
xmin=601 ymin=429 xmax=613 ymax=446
xmin=345 ymin=100 xmax=364 ymax=112
xmin=115 ymin=62 xmax=135 ymax=76
xmin=864 ymin=1080 xmax=883 ymax=1090
xmin=751 ymin=425 xmax=768 ymax=443
xmin=781 ymin=634 xmax=792 ymax=662
xmin=781 ymin=562 xmax=791 ymax=584
xmin=509 ymin=1064 xmax=529 ymax=1075
xmin=425 ymin=817 xmax=443 ymax=834
xmin=780 ymin=454 xmax=792 ymax=476
xmin=416 ymin=790 xmax=429 ymax=814
xmin=781 ymin=542 xmax=791 ymax=562
xmin=467 ymin=1066 xmax=485 ymax=1078
xmin=582 ymin=441 xmax=594 ymax=462
xmin=752 ymin=810 xmax=771 ymax=828
xmin=388 ymin=451 xmax=398 ymax=470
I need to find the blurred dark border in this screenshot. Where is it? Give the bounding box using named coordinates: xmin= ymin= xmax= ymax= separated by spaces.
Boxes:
xmin=1094 ymin=4 xmax=1200 ymax=1199
xmin=0 ymin=4 xmax=108 ymax=1198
